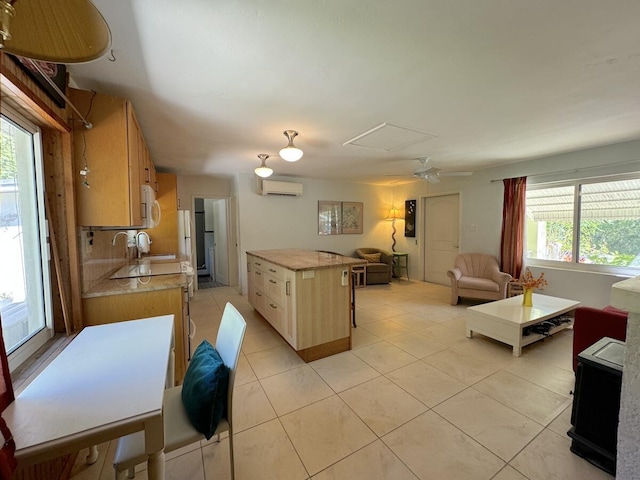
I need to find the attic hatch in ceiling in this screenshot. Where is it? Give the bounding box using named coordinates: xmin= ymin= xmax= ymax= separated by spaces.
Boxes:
xmin=342 ymin=122 xmax=437 ymax=151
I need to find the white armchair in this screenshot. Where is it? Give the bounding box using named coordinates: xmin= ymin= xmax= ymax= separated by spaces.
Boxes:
xmin=447 ymin=253 xmax=512 ymax=305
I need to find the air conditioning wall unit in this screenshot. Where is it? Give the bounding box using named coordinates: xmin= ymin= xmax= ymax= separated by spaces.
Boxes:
xmin=258 ymin=179 xmax=303 ymax=197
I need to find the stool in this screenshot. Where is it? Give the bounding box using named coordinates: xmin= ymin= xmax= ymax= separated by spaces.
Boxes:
xmin=392 ymin=253 xmax=409 ymax=280
xmin=352 ymin=264 xmax=366 ymax=288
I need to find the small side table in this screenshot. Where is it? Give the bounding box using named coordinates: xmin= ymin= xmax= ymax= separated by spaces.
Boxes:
xmin=507 ymin=281 xmax=524 ymax=298
xmin=392 ymin=253 xmax=409 ymax=281
xmin=352 ymin=264 xmax=366 ymax=288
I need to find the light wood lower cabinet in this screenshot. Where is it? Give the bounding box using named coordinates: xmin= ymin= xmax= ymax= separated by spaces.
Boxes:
xmin=247 ymin=254 xmax=350 ymax=361
xmin=82 ymin=287 xmax=187 ymax=383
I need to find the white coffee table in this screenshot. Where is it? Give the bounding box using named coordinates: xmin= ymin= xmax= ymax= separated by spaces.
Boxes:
xmin=466 ymin=293 xmax=580 ymax=356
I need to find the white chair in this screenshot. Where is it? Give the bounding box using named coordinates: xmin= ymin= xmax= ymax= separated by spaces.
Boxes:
xmin=113 ymin=302 xmax=247 ymax=480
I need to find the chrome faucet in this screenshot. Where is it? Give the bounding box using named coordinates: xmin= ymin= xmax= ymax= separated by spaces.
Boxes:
xmin=111 ymin=231 xmax=129 ymax=245
xmin=136 ymin=231 xmax=151 ymax=258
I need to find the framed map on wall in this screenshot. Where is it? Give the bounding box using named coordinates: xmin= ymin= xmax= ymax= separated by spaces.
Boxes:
xmin=341 ymin=202 xmax=363 ymax=234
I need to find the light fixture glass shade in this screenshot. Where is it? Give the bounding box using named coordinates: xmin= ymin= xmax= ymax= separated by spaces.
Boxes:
xmin=279 ymin=130 xmax=303 ymax=162
xmin=254 ymin=154 xmax=273 ymax=178
xmin=0 ymin=0 xmax=111 ymax=63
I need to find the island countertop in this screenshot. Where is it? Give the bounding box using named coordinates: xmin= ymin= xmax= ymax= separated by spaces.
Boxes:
xmin=247 ymin=249 xmax=365 ymax=271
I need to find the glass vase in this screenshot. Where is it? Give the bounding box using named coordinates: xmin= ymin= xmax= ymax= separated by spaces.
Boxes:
xmin=522 ymin=287 xmax=533 ymax=307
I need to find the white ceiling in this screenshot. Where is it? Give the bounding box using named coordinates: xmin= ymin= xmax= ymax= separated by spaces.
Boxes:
xmin=68 ymin=0 xmax=640 ymax=185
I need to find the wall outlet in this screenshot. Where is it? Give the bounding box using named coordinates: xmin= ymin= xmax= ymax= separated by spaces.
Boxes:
xmin=341 ymin=270 xmax=348 ymax=286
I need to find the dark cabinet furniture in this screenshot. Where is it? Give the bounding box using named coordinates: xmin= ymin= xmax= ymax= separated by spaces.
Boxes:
xmin=568 ymin=336 xmax=624 ymax=476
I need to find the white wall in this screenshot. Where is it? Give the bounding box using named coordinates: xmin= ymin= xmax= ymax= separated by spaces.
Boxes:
xmin=392 ymin=139 xmax=640 ymax=307
xmin=236 ymin=174 xmax=393 ymax=294
xmin=181 ymin=141 xmax=639 ymax=305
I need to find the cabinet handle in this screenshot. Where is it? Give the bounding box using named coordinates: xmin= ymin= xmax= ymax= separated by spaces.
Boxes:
xmin=256 ymin=271 xmax=261 ymax=276
xmin=286 ymin=281 xmax=290 ymax=296
xmin=269 ymin=279 xmax=276 ymax=284
xmin=256 ymin=292 xmax=262 ymax=297
xmin=269 ymin=268 xmax=276 ymax=273
xmin=269 ymin=303 xmax=277 ymax=309
xmin=255 ymin=261 xmax=262 ymax=266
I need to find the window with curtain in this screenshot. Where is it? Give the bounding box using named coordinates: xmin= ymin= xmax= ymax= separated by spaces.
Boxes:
xmin=0 ymin=104 xmax=53 ymax=371
xmin=526 ymin=175 xmax=640 ymax=275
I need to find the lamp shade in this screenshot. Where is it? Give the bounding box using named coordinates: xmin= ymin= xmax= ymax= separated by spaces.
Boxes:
xmin=254 ymin=154 xmax=273 ymax=178
xmin=385 ymin=207 xmax=402 ymax=220
xmin=279 ymin=130 xmax=303 ymax=162
xmin=0 ymin=0 xmax=111 ymax=63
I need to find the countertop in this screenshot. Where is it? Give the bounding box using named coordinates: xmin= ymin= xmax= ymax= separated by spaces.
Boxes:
xmin=247 ymin=249 xmax=365 ymax=271
xmin=83 ymin=273 xmax=189 ymax=298
xmin=83 ymin=254 xmax=192 ymax=298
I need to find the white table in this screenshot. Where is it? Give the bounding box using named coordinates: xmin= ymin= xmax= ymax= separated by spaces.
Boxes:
xmin=3 ymin=315 xmax=175 ymax=480
xmin=466 ymin=294 xmax=580 ymax=356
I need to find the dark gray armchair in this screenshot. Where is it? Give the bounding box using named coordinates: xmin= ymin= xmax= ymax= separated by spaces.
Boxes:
xmin=354 ymin=248 xmax=393 ymax=285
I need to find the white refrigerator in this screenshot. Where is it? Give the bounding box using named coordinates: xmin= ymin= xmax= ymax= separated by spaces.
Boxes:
xmin=177 ymin=209 xmax=193 ymax=265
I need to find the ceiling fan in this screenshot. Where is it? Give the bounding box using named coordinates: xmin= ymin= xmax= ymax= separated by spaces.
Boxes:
xmin=412 ymin=157 xmax=473 ymax=183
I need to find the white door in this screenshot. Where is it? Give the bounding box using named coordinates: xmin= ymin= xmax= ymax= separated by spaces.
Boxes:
xmin=423 ymin=194 xmax=460 ymax=285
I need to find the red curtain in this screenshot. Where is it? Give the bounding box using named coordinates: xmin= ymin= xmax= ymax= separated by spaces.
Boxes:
xmin=0 ymin=313 xmax=16 ymax=480
xmin=500 ymin=177 xmax=527 ymax=279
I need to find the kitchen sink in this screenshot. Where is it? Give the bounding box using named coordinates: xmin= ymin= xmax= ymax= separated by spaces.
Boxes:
xmin=138 ymin=253 xmax=176 ymax=262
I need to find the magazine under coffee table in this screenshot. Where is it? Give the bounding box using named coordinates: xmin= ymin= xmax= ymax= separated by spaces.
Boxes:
xmin=466 ymin=293 xmax=580 ymax=356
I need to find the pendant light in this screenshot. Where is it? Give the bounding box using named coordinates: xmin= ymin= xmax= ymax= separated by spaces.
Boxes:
xmin=279 ymin=130 xmax=303 ymax=162
xmin=0 ymin=0 xmax=111 ymax=63
xmin=254 ymin=154 xmax=273 ymax=178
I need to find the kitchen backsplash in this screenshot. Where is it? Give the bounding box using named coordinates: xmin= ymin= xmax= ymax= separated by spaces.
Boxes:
xmin=79 ymin=228 xmax=132 ymax=292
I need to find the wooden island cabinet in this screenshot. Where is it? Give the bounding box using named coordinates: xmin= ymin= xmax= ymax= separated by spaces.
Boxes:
xmin=247 ymin=249 xmax=364 ymax=361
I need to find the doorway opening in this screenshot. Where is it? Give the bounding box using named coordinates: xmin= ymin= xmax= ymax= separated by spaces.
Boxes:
xmin=193 ymin=197 xmax=229 ymax=289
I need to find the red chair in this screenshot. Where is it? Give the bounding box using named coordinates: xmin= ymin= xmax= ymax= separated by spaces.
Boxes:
xmin=0 ymin=313 xmax=16 ymax=480
xmin=572 ymin=306 xmax=628 ymax=371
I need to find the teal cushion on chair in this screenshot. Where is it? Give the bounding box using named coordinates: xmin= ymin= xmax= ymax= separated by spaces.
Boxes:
xmin=181 ymin=340 xmax=229 ymax=439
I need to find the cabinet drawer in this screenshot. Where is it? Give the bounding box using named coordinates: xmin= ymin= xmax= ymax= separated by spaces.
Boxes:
xmin=264 ymin=262 xmax=284 ymax=281
xmin=254 ymin=289 xmax=266 ymax=312
xmin=264 ymin=299 xmax=284 ymax=332
xmin=254 ymin=269 xmax=265 ymax=291
xmin=265 ymin=275 xmax=285 ymax=304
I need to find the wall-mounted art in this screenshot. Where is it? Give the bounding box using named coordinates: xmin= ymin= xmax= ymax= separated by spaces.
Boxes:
xmin=318 ymin=201 xmax=363 ymax=235
xmin=341 ymin=202 xmax=363 ymax=234
xmin=318 ymin=201 xmax=342 ymax=235
xmin=405 ymin=199 xmax=416 ymax=237
xmin=11 ymin=55 xmax=67 ymax=108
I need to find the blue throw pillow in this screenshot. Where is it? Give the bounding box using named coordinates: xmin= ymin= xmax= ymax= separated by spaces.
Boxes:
xmin=181 ymin=340 xmax=229 ymax=439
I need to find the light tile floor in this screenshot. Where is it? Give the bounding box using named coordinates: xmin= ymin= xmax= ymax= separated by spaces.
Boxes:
xmin=69 ymin=281 xmax=614 ymax=480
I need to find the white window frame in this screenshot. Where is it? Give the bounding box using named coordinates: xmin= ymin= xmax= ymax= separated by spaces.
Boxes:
xmin=526 ymin=173 xmax=640 ymax=278
xmin=1 ymin=103 xmax=54 ymax=371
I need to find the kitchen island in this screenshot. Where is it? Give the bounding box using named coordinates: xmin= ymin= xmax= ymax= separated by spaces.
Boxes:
xmin=247 ymin=249 xmax=365 ymax=361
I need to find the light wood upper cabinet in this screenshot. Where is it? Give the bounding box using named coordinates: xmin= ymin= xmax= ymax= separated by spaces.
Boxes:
xmin=139 ymin=132 xmax=157 ymax=192
xmin=70 ymin=88 xmax=154 ymax=227
xmin=146 ymin=172 xmax=178 ymax=254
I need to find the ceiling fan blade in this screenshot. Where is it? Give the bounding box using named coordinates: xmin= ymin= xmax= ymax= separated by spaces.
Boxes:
xmin=414 ymin=166 xmax=440 ymax=176
xmin=427 ymin=175 xmax=440 ymax=184
xmin=438 ymin=171 xmax=473 ymax=177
